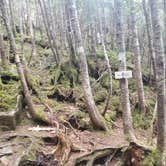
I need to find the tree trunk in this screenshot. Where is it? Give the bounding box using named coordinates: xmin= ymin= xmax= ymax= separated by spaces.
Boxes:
xmin=64 ymin=0 xmax=76 ymax=65
xmin=66 ymin=0 xmax=107 ymax=131
xmin=130 ymin=0 xmax=146 ymax=113
xmin=25 ymin=0 xmax=36 ymax=65
xmin=142 ymin=0 xmax=156 ymax=80
xmin=0 ymin=0 xmax=16 ymax=63
xmin=149 ymin=0 xmax=166 ymax=164
xmin=38 ymin=0 xmax=59 ymax=64
xmin=8 ymin=0 xmax=16 ymax=37
xmin=163 ymin=0 xmax=166 ymax=53
xmin=97 ymin=0 xmax=112 ymax=116
xmin=0 ymin=0 xmax=44 ymax=123
xmin=0 ymin=33 xmax=9 ymax=67
xmin=114 ymin=0 xmax=135 ymax=141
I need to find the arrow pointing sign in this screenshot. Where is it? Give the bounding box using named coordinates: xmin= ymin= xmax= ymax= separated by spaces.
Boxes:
xmin=115 ymin=70 xmax=132 ymax=79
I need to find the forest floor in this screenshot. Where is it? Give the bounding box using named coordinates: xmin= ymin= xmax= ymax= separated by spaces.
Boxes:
xmin=0 ymin=42 xmax=156 ymax=166
xmin=0 ymin=106 xmax=152 ymax=166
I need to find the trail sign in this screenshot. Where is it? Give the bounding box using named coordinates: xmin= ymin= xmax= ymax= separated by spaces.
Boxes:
xmin=115 ymin=70 xmax=132 ymax=79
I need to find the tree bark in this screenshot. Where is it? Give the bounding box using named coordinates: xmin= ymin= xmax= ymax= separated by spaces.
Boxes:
xmin=64 ymin=0 xmax=76 ymax=65
xmin=0 ymin=33 xmax=9 ymax=67
xmin=25 ymin=0 xmax=36 ymax=65
xmin=0 ymin=0 xmax=46 ymax=124
xmin=130 ymin=0 xmax=146 ymax=113
xmin=0 ymin=0 xmax=16 ymax=63
xmin=142 ymin=0 xmax=156 ymax=80
xmin=97 ymin=0 xmax=112 ymax=116
xmin=163 ymin=0 xmax=166 ymax=53
xmin=149 ymin=0 xmax=166 ymax=164
xmin=66 ymin=0 xmax=107 ymax=130
xmin=114 ymin=0 xmax=135 ymax=141
xmin=38 ymin=0 xmax=60 ymax=64
xmin=8 ymin=0 xmax=16 ymax=37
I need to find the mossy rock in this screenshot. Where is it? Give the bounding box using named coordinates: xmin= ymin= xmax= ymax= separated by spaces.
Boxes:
xmin=0 ymin=95 xmax=23 ymax=130
xmin=66 ymin=111 xmax=92 ymax=130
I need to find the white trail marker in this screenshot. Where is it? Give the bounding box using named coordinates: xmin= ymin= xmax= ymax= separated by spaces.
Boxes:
xmin=115 ymin=70 xmax=132 ymax=79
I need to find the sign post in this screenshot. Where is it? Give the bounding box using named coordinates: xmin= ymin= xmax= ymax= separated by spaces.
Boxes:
xmin=115 ymin=70 xmax=132 ymax=79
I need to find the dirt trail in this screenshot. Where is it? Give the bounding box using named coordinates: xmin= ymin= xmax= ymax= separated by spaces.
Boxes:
xmin=0 ymin=112 xmax=150 ymax=166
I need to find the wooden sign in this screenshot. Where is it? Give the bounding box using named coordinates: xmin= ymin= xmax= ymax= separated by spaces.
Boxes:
xmin=115 ymin=70 xmax=132 ymax=79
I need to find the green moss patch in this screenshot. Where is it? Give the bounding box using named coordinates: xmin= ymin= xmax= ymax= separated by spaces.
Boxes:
xmin=0 ymin=81 xmax=20 ymax=112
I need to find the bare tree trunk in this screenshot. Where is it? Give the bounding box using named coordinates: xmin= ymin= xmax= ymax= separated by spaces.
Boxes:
xmin=97 ymin=0 xmax=112 ymax=116
xmin=66 ymin=0 xmax=107 ymax=131
xmin=114 ymin=0 xmax=135 ymax=141
xmin=0 ymin=33 xmax=9 ymax=67
xmin=142 ymin=0 xmax=156 ymax=80
xmin=64 ymin=0 xmax=76 ymax=65
xmin=163 ymin=0 xmax=166 ymax=53
xmin=19 ymin=0 xmax=32 ymax=88
xmin=130 ymin=0 xmax=146 ymax=113
xmin=0 ymin=0 xmax=16 ymax=63
xmin=8 ymin=0 xmax=16 ymax=37
xmin=150 ymin=0 xmax=166 ymax=164
xmin=38 ymin=0 xmax=59 ymax=64
xmin=25 ymin=0 xmax=36 ymax=65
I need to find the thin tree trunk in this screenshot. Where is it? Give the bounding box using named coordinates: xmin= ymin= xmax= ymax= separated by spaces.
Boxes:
xmin=114 ymin=0 xmax=135 ymax=141
xmin=163 ymin=0 xmax=166 ymax=53
xmin=8 ymin=0 xmax=16 ymax=37
xmin=38 ymin=0 xmax=59 ymax=64
xmin=142 ymin=0 xmax=156 ymax=80
xmin=0 ymin=33 xmax=9 ymax=67
xmin=149 ymin=0 xmax=166 ymax=164
xmin=65 ymin=0 xmax=76 ymax=65
xmin=130 ymin=0 xmax=146 ymax=113
xmin=0 ymin=0 xmax=45 ymax=123
xmin=0 ymin=0 xmax=16 ymax=63
xmin=97 ymin=0 xmax=112 ymax=116
xmin=25 ymin=0 xmax=36 ymax=65
xmin=66 ymin=0 xmax=107 ymax=131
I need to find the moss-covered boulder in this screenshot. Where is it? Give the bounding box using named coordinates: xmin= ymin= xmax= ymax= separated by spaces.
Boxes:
xmin=0 ymin=95 xmax=23 ymax=130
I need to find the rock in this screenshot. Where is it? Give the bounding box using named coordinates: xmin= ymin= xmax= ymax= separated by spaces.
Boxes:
xmin=0 ymin=95 xmax=23 ymax=130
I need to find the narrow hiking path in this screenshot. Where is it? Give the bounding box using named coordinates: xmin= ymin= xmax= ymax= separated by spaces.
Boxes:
xmin=0 ymin=108 xmax=152 ymax=166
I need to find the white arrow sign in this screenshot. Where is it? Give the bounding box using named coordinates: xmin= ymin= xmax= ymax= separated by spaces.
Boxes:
xmin=115 ymin=70 xmax=132 ymax=79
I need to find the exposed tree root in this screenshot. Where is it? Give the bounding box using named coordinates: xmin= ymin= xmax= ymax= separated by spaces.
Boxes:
xmin=73 ymin=142 xmax=152 ymax=166
xmin=52 ymin=132 xmax=84 ymax=166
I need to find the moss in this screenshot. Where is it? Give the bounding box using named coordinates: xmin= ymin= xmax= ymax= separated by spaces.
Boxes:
xmin=59 ymin=115 xmax=66 ymax=123
xmin=100 ymin=73 xmax=109 ymax=89
xmin=104 ymin=111 xmax=117 ymax=122
xmin=36 ymin=106 xmax=47 ymax=119
xmin=141 ymin=149 xmax=160 ymax=166
xmin=0 ymin=81 xmax=20 ymax=112
xmin=128 ymin=79 xmax=137 ymax=92
xmin=70 ymin=111 xmax=86 ymax=119
xmin=93 ymin=84 xmax=108 ymax=104
xmin=0 ymin=69 xmax=19 ymax=83
xmin=132 ymin=109 xmax=153 ymax=130
xmin=47 ymin=84 xmax=75 ymax=102
xmin=111 ymin=97 xmax=120 ymax=112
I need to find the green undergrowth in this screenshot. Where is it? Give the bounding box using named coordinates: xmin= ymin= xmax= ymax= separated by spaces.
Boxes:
xmin=0 ymin=80 xmax=20 ymax=112
xmin=142 ymin=149 xmax=160 ymax=166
